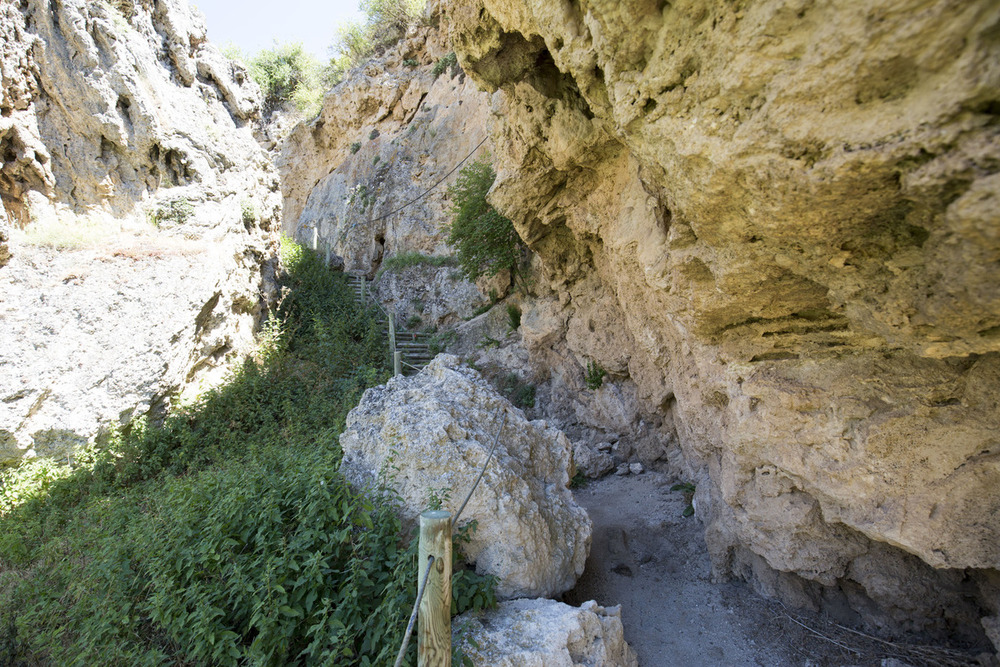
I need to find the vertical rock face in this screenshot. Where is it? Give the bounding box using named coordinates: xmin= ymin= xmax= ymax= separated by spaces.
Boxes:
xmin=0 ymin=0 xmax=280 ymax=460
xmin=446 ymin=0 xmax=1000 ymax=647
xmin=276 ymin=16 xmax=493 ymax=276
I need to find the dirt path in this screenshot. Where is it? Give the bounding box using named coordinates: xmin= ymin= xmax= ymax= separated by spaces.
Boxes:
xmin=563 ymin=472 xmax=990 ymax=667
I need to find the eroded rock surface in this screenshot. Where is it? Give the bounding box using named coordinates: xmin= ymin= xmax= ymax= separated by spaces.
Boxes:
xmin=447 ymin=0 xmax=1000 ymax=647
xmin=454 ymin=598 xmax=637 ymax=667
xmin=0 ymin=0 xmax=279 ymax=460
xmin=339 ymin=354 xmax=592 ymax=599
xmin=277 ymin=15 xmax=493 ymax=277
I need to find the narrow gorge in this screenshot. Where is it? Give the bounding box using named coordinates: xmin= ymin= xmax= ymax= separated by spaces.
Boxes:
xmin=1 ymin=0 xmax=997 ymax=664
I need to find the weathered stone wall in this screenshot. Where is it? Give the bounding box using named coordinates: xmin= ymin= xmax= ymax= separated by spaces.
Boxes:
xmin=446 ymin=0 xmax=1000 ymax=647
xmin=0 ymin=0 xmax=280 ymax=461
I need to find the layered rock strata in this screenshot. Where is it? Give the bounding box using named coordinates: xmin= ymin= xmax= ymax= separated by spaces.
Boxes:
xmin=0 ymin=0 xmax=279 ymax=460
xmin=447 ymin=0 xmax=1000 ymax=648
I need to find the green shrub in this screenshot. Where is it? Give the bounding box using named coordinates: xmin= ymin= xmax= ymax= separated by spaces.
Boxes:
xmin=446 ymin=155 xmax=526 ymax=287
xmin=432 ymin=52 xmax=458 ymax=78
xmin=240 ymin=198 xmax=257 ymax=225
xmin=0 ymin=238 xmax=485 ymax=665
xmin=429 ymin=330 xmax=457 ymax=355
xmin=406 ymin=314 xmax=422 ymax=329
xmin=403 ymin=58 xmax=419 ymax=67
xmin=350 ymin=141 xmax=362 ymax=154
xmin=584 ymin=360 xmax=606 ymax=390
xmin=506 ymin=304 xmax=521 ymax=330
xmin=369 ymin=129 xmax=380 ymax=140
xmin=670 ymin=482 xmax=696 ymax=517
xmin=238 ymin=42 xmax=323 ymax=117
xmin=148 ymin=197 xmax=193 ymax=228
xmin=326 ymin=0 xmax=428 ymax=86
xmin=497 ymin=373 xmax=535 ymax=409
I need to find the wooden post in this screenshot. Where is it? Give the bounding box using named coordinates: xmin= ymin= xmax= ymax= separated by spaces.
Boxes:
xmin=394 ymin=350 xmax=402 ymax=377
xmin=418 ymin=510 xmax=451 ymax=667
xmin=311 ymin=226 xmax=318 ymax=250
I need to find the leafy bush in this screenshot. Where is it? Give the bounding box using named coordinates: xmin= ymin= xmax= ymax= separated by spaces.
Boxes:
xmin=670 ymin=482 xmax=696 ymax=517
xmin=326 ymin=0 xmax=428 ymax=86
xmin=446 ymin=155 xmax=526 ymax=287
xmin=428 ymin=330 xmax=457 ymax=355
xmin=506 ymin=304 xmax=521 ymax=330
xmin=0 ymin=239 xmax=496 ymax=665
xmin=403 ymin=58 xmax=419 ymax=67
xmin=497 ymin=373 xmax=535 ymax=409
xmin=148 ymin=197 xmax=193 ymax=228
xmin=230 ymin=42 xmax=323 ymax=117
xmin=350 ymin=141 xmax=362 ymax=154
xmin=240 ymin=198 xmax=257 ymax=225
xmin=584 ymin=360 xmax=607 ymax=390
xmin=432 ymin=52 xmax=458 ymax=79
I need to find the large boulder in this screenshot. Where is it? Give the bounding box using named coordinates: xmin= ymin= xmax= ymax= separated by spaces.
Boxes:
xmin=339 ymin=354 xmax=592 ymax=599
xmin=454 ymin=598 xmax=638 ymax=667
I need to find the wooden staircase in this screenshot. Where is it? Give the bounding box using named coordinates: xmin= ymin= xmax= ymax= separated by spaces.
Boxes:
xmin=347 ymin=274 xmax=435 ymax=374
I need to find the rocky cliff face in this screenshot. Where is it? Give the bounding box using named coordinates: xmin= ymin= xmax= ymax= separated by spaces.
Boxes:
xmin=277 ymin=16 xmax=492 ymax=276
xmin=446 ymin=0 xmax=1000 ymax=648
xmin=0 ymin=0 xmax=279 ymax=461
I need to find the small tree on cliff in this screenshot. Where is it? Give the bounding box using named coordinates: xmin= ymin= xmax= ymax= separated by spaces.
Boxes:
xmin=446 ymin=155 xmax=527 ymax=289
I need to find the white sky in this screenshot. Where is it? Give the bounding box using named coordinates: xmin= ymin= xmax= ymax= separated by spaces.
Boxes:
xmin=191 ymin=0 xmax=365 ymax=62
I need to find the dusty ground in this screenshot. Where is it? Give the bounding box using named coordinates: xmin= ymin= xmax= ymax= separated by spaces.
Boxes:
xmin=563 ymin=472 xmax=995 ymax=667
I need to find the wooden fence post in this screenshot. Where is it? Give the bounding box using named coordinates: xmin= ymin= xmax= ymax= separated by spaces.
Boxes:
xmin=418 ymin=510 xmax=451 ymax=667
xmin=394 ymin=350 xmax=402 ymax=377
xmin=311 ymin=226 xmax=318 ymax=251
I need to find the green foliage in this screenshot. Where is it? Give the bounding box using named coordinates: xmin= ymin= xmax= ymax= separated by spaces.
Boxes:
xmin=148 ymin=197 xmax=193 ymax=228
xmin=506 ymin=304 xmax=521 ymax=330
xmin=428 ymin=330 xmax=457 ymax=355
xmin=402 ymin=58 xmax=419 ymax=68
xmin=450 ymin=520 xmax=497 ymax=616
xmin=477 ymin=336 xmax=501 ymax=350
xmin=0 ymin=238 xmax=433 ymax=665
xmin=497 ymin=373 xmax=535 ymax=409
xmin=350 ymin=141 xmax=362 ymax=154
xmin=446 ymin=155 xmax=525 ymax=286
xmin=373 ymin=155 xmax=381 ymax=166
xmin=326 ymin=0 xmax=428 ymax=86
xmin=406 ymin=314 xmax=422 ymax=329
xmin=240 ymin=198 xmax=257 ymax=225
xmin=425 ymin=486 xmax=452 ymax=512
xmin=369 ymin=129 xmax=380 ymax=140
xmin=374 ymin=251 xmax=457 ymax=279
xmin=569 ymin=471 xmax=588 ymax=489
xmin=584 ymin=360 xmax=607 ymax=390
xmin=671 ymin=482 xmax=696 ymax=517
xmin=432 ymin=52 xmax=458 ymax=78
xmin=236 ymin=42 xmax=324 ymax=117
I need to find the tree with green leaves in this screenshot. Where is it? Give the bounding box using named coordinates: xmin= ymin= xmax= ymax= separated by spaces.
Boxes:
xmin=225 ymin=42 xmax=323 ymax=117
xmin=446 ymin=155 xmax=527 ymax=290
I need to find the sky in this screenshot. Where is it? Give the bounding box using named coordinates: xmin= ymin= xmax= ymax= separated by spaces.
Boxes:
xmin=191 ymin=0 xmax=365 ymax=62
